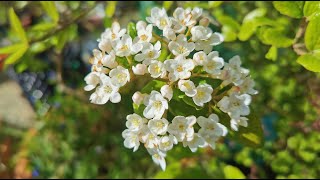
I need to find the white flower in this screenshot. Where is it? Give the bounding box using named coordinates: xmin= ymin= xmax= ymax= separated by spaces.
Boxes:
xmin=197 ymin=114 xmax=228 ymax=149
xmin=134 ymin=41 xmax=161 ymax=63
xmin=163 ymin=26 xmax=176 ymax=41
xmin=134 ymin=21 xmax=153 ymax=43
xmin=132 ymin=91 xmax=147 ymax=105
xmin=143 ymin=91 xmax=168 ymax=119
xmin=112 ymin=34 xmax=143 ymax=57
xmin=146 ymin=7 xmax=172 ymax=30
xmin=164 ymin=55 xmax=195 ymax=82
xmin=84 ymin=72 xmax=101 ymax=91
xmin=132 ymin=63 xmax=147 ymax=75
xmin=178 ymin=80 xmax=197 ymax=97
xmin=140 ymin=126 xmax=160 ymax=149
xmin=195 ymin=32 xmax=224 ymax=54
xmin=168 ymin=34 xmax=195 ymax=57
xmin=90 ymin=74 xmax=121 ymax=104
xmin=147 ymin=148 xmax=167 ymax=171
xmin=167 ymin=116 xmax=196 ymax=142
xmin=192 ymin=84 xmax=213 ymax=107
xmin=126 ymin=113 xmax=147 ymax=131
xmin=122 ymin=129 xmax=140 ymax=152
xmin=203 ymin=51 xmax=224 ymax=75
xmin=193 ymin=51 xmax=207 ymax=66
xmin=220 ymin=55 xmax=249 ymax=86
xmin=160 ymin=85 xmax=173 ymax=101
xmin=148 ymin=60 xmax=166 ymax=78
xmin=159 ymin=135 xmax=178 ymax=152
xmin=148 ymin=118 xmax=169 ymax=135
xmin=98 ymin=21 xmax=126 ymax=53
xmin=171 ymin=7 xmax=202 ymax=33
xmin=237 ymin=76 xmax=258 ymax=95
xmin=231 ymin=117 xmax=248 ymax=131
xmin=191 ymin=26 xmax=212 ymax=42
xmin=109 ymin=66 xmax=130 ymax=87
xmin=217 ymin=92 xmax=252 ymax=119
xmin=182 ymin=133 xmax=207 ymax=152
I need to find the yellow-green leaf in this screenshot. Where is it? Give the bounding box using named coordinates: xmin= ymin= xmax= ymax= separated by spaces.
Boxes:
xmin=163 ymin=1 xmax=174 ymax=10
xmin=303 ymin=1 xmax=320 ymax=21
xmin=238 ymin=17 xmax=277 ymax=41
xmin=105 ymin=1 xmax=117 ymax=18
xmin=40 ymin=1 xmax=59 ymax=23
xmin=273 ymin=1 xmax=304 ymax=18
xmin=305 ymin=16 xmax=320 ymax=51
xmin=209 ymin=1 xmax=223 ymax=8
xmin=265 ymin=46 xmax=278 ymax=61
xmin=0 ymin=44 xmax=24 ymax=54
xmin=30 ymin=22 xmax=56 ymax=31
xmin=297 ymin=53 xmax=320 ymax=72
xmin=256 ymin=27 xmax=293 ymax=48
xmin=243 ymin=8 xmax=267 ymax=23
xmin=4 ymin=44 xmax=28 ymax=66
xmin=8 ymin=8 xmax=27 ymax=43
xmin=223 ymin=165 xmax=246 ymax=179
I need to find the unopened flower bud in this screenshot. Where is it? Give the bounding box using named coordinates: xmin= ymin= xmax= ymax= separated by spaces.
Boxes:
xmin=132 ymin=91 xmax=145 ymax=105
xmin=199 ymin=17 xmax=210 ymax=27
xmin=132 ymin=64 xmax=147 ymax=75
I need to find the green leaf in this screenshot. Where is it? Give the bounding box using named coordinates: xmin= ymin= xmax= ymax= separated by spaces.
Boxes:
xmin=304 ymin=16 xmax=320 ymax=51
xmin=140 ymin=80 xmax=167 ymax=94
xmin=265 ymin=46 xmax=277 ymax=61
xmin=105 ymin=1 xmax=117 ymax=18
xmin=273 ymin=1 xmax=304 ymax=18
xmin=30 ymin=22 xmax=56 ymax=31
xmin=163 ymin=1 xmax=174 ymax=10
xmin=243 ymin=8 xmax=267 ymax=23
xmin=208 ymin=1 xmax=223 ymax=8
xmin=8 ymin=8 xmax=28 ymax=43
xmin=0 ymin=44 xmax=24 ymax=54
xmin=4 ymin=44 xmax=28 ymax=66
xmin=256 ymin=27 xmax=293 ymax=47
xmin=297 ymin=53 xmax=320 ymax=72
xmin=40 ymin=1 xmax=59 ymax=23
xmin=223 ymin=165 xmax=246 ymax=179
xmin=55 ymin=24 xmax=78 ymax=52
xmin=133 ymin=103 xmax=145 ymax=117
xmin=215 ymin=14 xmax=240 ymax=42
xmin=127 ymin=22 xmax=137 ymax=39
xmin=238 ymin=17 xmax=278 ymax=41
xmin=303 ymin=2 xmax=320 ymax=21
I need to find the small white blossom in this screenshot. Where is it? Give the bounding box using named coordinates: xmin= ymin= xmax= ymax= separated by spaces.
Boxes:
xmin=132 ymin=63 xmax=147 ymax=75
xmin=143 ymin=91 xmax=168 ymax=119
xmin=122 ymin=129 xmax=140 ymax=152
xmin=109 ymin=66 xmax=130 ymax=87
xmin=160 ymin=85 xmax=173 ymax=101
xmin=159 ymin=135 xmax=178 ymax=152
xmin=191 ymin=26 xmax=212 ymax=42
xmin=148 ymin=118 xmax=169 ymax=135
xmin=84 ymin=72 xmax=101 ymax=91
xmin=217 ymin=92 xmax=252 ymax=119
xmin=134 ymin=41 xmax=161 ymax=63
xmin=126 ymin=113 xmax=147 ymax=131
xmin=98 ymin=22 xmax=126 ymax=53
xmin=203 ymin=51 xmax=224 ymax=75
xmin=192 ymin=83 xmax=213 ymax=107
xmin=163 ymin=26 xmax=176 ymax=41
xmin=146 ymin=7 xmax=172 ymax=30
xmin=195 ymin=32 xmax=224 ymax=54
xmin=90 ymin=74 xmax=121 ymax=104
xmin=167 ymin=116 xmax=196 ymax=142
xmin=178 ymin=80 xmax=197 ymax=97
xmin=134 ymin=21 xmax=153 ymax=43
xmin=164 ymin=55 xmax=195 ymax=82
xmin=231 ymin=116 xmax=248 ymax=131
xmin=168 ymin=34 xmax=195 ymax=57
xmin=220 ymin=56 xmax=249 ymax=86
xmin=147 ymin=147 xmax=167 ymax=171
xmin=171 ymin=7 xmax=202 ymax=33
xmin=132 ymin=91 xmax=147 ymax=105
xmin=112 ymin=34 xmax=143 ymax=57
xmin=193 ymin=51 xmax=208 ymax=66
xmin=148 ymin=60 xmax=167 ymax=78
xmin=237 ymin=76 xmax=258 ymax=95
xmin=197 ymin=114 xmax=228 ymax=149
xmin=182 ymin=133 xmax=207 ymax=152
xmin=141 ymin=126 xmax=160 ymax=149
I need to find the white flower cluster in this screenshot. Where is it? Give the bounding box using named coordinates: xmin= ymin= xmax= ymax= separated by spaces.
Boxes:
xmin=84 ymin=6 xmax=258 ymax=171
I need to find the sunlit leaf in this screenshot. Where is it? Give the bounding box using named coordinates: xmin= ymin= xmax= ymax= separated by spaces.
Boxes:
xmin=8 ymin=8 xmax=28 ymax=43
xmin=40 ymin=1 xmax=59 ymax=23
xmin=303 ymin=1 xmax=320 ymax=21
xmin=223 ymin=165 xmax=246 ymax=179
xmin=265 ymin=46 xmax=278 ymax=61
xmin=297 ymin=53 xmax=320 ymax=72
xmin=304 ymin=16 xmax=320 ymax=51
xmin=4 ymin=44 xmax=28 ymax=66
xmin=273 ymin=1 xmax=304 ymax=18
xmin=105 ymin=1 xmax=117 ymax=18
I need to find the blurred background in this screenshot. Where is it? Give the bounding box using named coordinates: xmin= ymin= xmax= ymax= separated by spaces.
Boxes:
xmin=0 ymin=1 xmax=319 ymax=178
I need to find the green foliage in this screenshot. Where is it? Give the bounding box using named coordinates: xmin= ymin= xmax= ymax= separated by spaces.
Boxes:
xmin=297 ymin=53 xmax=320 ymax=72
xmin=105 ymin=1 xmax=117 ymax=18
xmin=273 ymin=1 xmax=304 ymax=18
xmin=40 ymin=1 xmax=59 ymax=24
xmin=303 ymin=1 xmax=320 ymax=20
xmin=304 ymin=16 xmax=320 ymax=51
xmin=223 ymin=165 xmax=246 ymax=179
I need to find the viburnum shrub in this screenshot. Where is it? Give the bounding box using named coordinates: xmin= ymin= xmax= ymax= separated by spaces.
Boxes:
xmin=84 ymin=7 xmax=258 ymax=171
